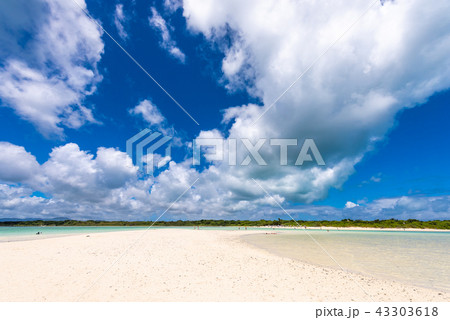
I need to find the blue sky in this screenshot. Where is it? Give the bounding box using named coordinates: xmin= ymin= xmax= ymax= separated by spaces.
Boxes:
xmin=0 ymin=0 xmax=449 ymax=221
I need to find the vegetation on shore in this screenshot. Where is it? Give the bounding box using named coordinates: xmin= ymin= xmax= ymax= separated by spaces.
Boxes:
xmin=0 ymin=219 xmax=449 ymax=229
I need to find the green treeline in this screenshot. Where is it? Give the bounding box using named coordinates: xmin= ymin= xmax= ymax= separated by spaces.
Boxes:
xmin=0 ymin=219 xmax=449 ymax=229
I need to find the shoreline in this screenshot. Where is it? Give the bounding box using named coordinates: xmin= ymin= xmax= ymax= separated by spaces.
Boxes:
xmin=0 ymin=225 xmax=448 ymax=244
xmin=0 ymin=228 xmax=448 ymax=302
xmin=1 ymin=220 xmax=448 ymax=233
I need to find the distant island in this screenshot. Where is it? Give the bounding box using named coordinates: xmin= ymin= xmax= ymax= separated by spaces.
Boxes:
xmin=0 ymin=219 xmax=449 ymax=229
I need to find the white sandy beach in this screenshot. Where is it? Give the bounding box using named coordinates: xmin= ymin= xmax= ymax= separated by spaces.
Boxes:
xmin=0 ymin=229 xmax=448 ymax=302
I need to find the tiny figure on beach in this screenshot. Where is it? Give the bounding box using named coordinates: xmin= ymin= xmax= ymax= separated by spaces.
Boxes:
xmin=36 ymin=232 xmax=42 ymax=235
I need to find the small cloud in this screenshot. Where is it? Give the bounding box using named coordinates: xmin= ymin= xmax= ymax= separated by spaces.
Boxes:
xmin=149 ymin=7 xmax=186 ymax=63
xmin=360 ymin=173 xmax=382 ymax=185
xmin=130 ymin=99 xmax=165 ymax=127
xmin=129 ymin=99 xmax=177 ymax=137
xmin=345 ymin=201 xmax=359 ymax=209
xmin=114 ymin=4 xmax=128 ymax=40
xmin=168 ymin=46 xmax=186 ymax=63
xmin=370 ymin=175 xmax=382 ymax=183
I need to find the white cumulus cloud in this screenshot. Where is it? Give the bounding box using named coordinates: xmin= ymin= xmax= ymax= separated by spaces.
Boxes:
xmin=345 ymin=201 xmax=359 ymax=209
xmin=130 ymin=99 xmax=165 ymax=126
xmin=128 ymin=99 xmax=178 ymax=138
xmin=0 ymin=142 xmax=42 ymax=187
xmin=0 ymin=142 xmax=449 ymax=221
xmin=42 ymin=143 xmax=137 ymax=202
xmin=0 ymin=0 xmax=104 ymax=137
xmin=179 ymin=0 xmax=450 ymax=203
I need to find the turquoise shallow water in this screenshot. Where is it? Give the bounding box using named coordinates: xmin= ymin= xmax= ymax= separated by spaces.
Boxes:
xmin=0 ymin=225 xmax=254 ymax=240
xmin=244 ymin=230 xmax=450 ymax=292
xmin=0 ymin=226 xmax=150 ymax=238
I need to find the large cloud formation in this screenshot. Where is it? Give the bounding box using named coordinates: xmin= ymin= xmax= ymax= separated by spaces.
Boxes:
xmin=0 ymin=141 xmax=449 ymax=220
xmin=0 ymin=142 xmax=140 ymax=220
xmin=0 ymin=140 xmax=449 ymax=221
xmin=1 ymin=0 xmax=450 ymax=220
xmin=178 ymin=0 xmax=450 ymax=204
xmin=0 ymin=0 xmax=104 ymax=137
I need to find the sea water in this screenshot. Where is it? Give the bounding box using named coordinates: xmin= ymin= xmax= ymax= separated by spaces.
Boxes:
xmin=243 ymin=229 xmax=450 ymax=292
xmin=0 ymin=225 xmax=254 ymax=241
xmin=0 ymin=226 xmax=151 ymax=241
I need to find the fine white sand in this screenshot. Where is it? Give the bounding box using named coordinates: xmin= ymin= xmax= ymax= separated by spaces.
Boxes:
xmin=0 ymin=229 xmax=448 ymax=302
